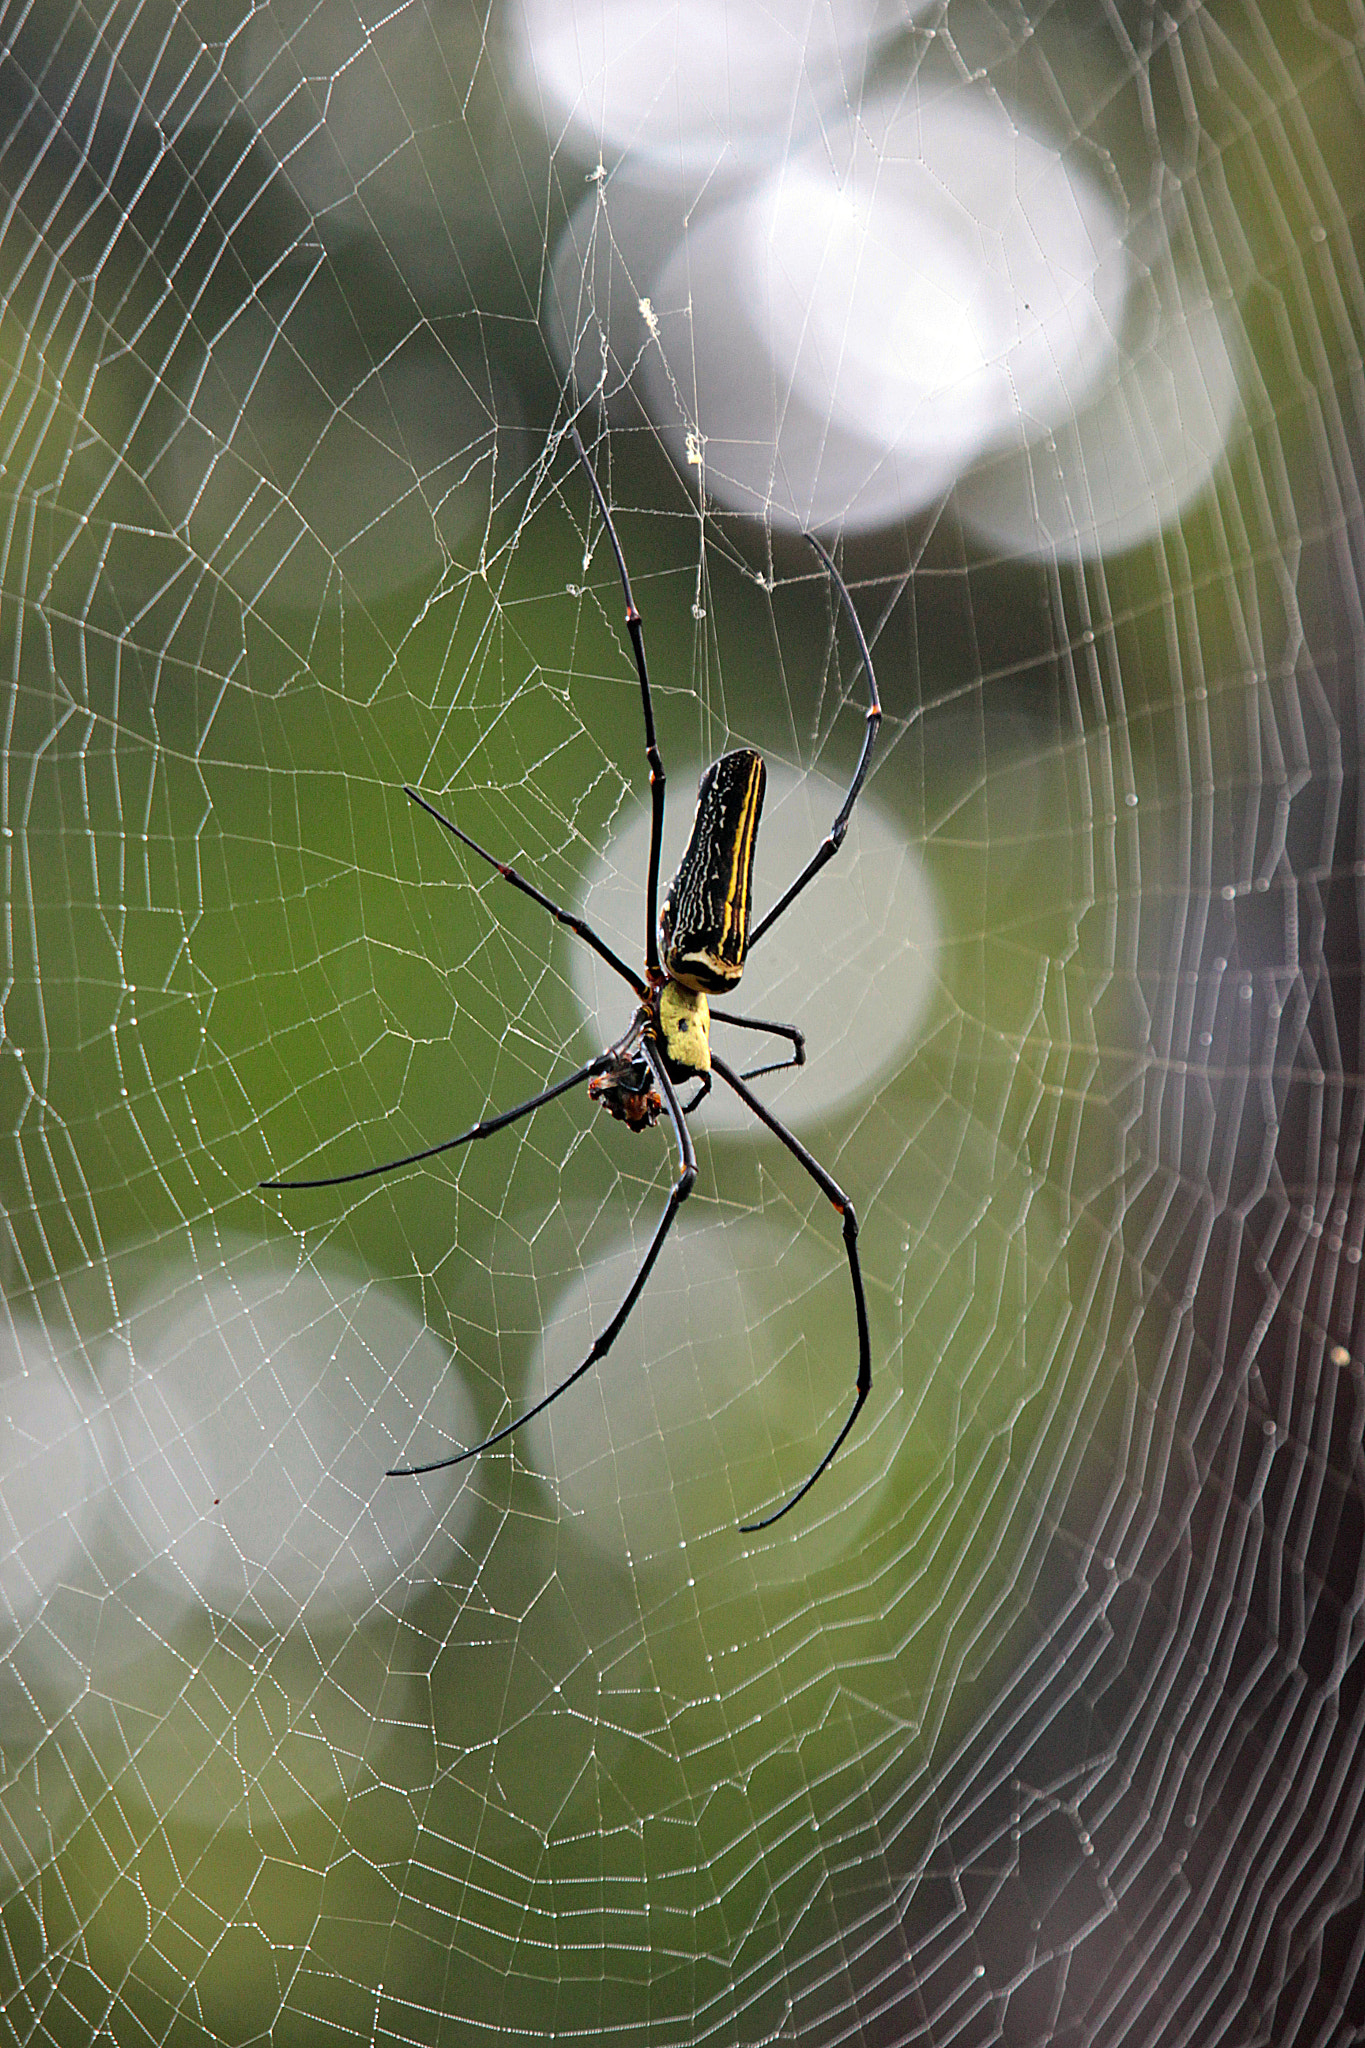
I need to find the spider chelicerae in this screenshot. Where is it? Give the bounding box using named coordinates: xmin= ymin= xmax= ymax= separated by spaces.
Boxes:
xmin=264 ymin=425 xmax=882 ymax=1530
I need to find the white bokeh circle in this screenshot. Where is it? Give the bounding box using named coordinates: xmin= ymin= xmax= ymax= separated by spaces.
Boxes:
xmin=521 ymin=1211 xmax=892 ymax=1575
xmin=0 ymin=1322 xmax=100 ymax=1654
xmin=953 ymin=261 xmax=1241 ymax=560
xmin=761 ymin=101 xmax=1132 ymax=456
xmin=638 ymin=87 xmax=1132 ymax=530
xmin=642 ymin=200 xmax=968 ymax=530
xmin=512 ymin=0 xmax=894 ymax=179
xmin=91 ymin=1242 xmax=478 ymax=1637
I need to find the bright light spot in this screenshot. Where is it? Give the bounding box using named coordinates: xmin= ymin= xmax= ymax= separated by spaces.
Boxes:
xmin=513 ymin=0 xmax=893 ymax=176
xmin=547 ymin=76 xmax=1234 ymax=552
xmin=954 ymin=263 xmax=1241 ymax=559
xmin=640 ymin=90 xmax=1133 ymax=529
xmin=522 ymin=1213 xmax=886 ymax=1575
xmin=762 ymin=167 xmax=997 ymax=450
xmin=91 ymin=1242 xmax=478 ymax=1635
xmin=0 ymin=1323 xmax=105 ymax=1800
xmin=0 ymin=1323 xmax=100 ymax=1649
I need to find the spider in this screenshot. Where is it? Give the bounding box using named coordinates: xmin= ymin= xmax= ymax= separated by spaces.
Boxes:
xmin=264 ymin=425 xmax=882 ymax=1530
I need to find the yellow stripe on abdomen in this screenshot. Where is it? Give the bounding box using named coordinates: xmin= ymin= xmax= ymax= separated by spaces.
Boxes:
xmin=660 ymin=749 xmax=767 ymax=993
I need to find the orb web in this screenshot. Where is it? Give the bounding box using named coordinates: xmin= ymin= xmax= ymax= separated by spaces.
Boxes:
xmin=1 ymin=3 xmax=1362 ymax=2044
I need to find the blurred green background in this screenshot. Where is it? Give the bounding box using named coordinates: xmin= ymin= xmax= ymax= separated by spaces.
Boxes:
xmin=3 ymin=2 xmax=1364 ymax=2044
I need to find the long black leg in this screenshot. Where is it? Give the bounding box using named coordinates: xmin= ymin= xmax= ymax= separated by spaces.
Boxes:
xmin=710 ymin=1051 xmax=870 ymax=1531
xmin=709 ymin=1007 xmax=805 ymax=1081
xmin=388 ymin=1036 xmax=696 ymax=1480
xmin=262 ymin=1054 xmax=614 ymax=1192
xmin=405 ymin=785 xmax=647 ymax=1001
xmin=681 ymin=1072 xmax=712 ymax=1116
xmin=747 ymin=534 xmax=882 ymax=950
xmin=569 ymin=423 xmax=667 ymax=980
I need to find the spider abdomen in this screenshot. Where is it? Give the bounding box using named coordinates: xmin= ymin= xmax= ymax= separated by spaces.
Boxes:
xmin=659 ymin=749 xmax=766 ymax=993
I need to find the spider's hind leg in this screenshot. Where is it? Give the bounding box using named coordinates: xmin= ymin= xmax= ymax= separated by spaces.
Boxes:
xmin=388 ymin=1037 xmax=697 ymax=1480
xmin=747 ymin=534 xmax=883 ymax=951
xmin=709 ymin=1050 xmax=870 ymax=1531
xmin=568 ymin=422 xmax=667 ymax=981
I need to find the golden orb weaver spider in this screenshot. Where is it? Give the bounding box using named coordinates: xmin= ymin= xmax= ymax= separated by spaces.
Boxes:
xmin=263 ymin=424 xmax=882 ymax=1530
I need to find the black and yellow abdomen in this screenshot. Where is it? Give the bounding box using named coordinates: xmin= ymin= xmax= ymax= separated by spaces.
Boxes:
xmin=659 ymin=749 xmax=766 ymax=993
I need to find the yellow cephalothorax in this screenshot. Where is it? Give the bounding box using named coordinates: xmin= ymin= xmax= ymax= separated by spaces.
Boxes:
xmin=656 ymin=979 xmax=711 ymax=1075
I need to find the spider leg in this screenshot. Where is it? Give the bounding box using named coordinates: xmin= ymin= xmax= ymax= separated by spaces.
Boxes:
xmin=260 ymin=1053 xmax=614 ymax=1192
xmin=569 ymin=422 xmax=667 ymax=980
xmin=405 ymin=785 xmax=647 ymax=1000
xmin=709 ymin=1051 xmax=870 ymax=1531
xmin=388 ymin=1036 xmax=696 ymax=1480
xmin=681 ymin=1072 xmax=712 ymax=1116
xmin=747 ymin=533 xmax=882 ymax=950
xmin=708 ymin=1007 xmax=805 ymax=1081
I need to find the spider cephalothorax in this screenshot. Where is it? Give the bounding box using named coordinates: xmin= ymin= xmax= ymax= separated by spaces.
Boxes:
xmin=264 ymin=422 xmax=881 ymax=1531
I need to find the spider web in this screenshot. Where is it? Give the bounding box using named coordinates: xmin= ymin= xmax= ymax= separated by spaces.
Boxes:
xmin=1 ymin=2 xmax=1363 ymax=2043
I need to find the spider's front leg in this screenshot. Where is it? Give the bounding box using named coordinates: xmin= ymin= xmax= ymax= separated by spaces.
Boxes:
xmin=710 ymin=1051 xmax=871 ymax=1530
xmin=747 ymin=534 xmax=883 ymax=951
xmin=569 ymin=423 xmax=667 ymax=979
